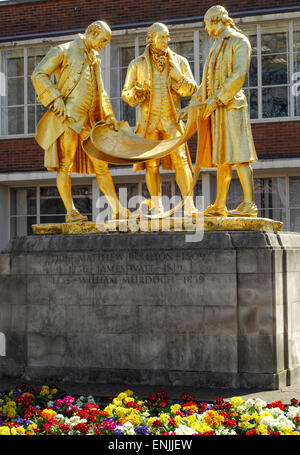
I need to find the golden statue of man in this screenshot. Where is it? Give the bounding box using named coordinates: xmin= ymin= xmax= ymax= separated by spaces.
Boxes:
xmin=122 ymin=22 xmax=198 ymax=216
xmin=31 ymin=21 xmax=129 ymax=222
xmin=193 ymin=5 xmax=258 ymax=217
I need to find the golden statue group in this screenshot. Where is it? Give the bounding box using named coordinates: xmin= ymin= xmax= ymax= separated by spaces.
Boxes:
xmin=31 ymin=5 xmax=259 ymax=224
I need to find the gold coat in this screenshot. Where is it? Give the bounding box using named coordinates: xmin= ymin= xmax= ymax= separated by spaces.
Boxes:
xmin=194 ymin=28 xmax=257 ymax=167
xmin=31 ymin=34 xmax=114 ymax=173
xmin=122 ymin=45 xmax=197 ymax=172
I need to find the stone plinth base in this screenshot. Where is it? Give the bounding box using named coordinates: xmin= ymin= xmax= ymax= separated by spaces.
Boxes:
xmin=32 ymin=216 xmax=283 ymax=235
xmin=0 ymin=230 xmax=299 ymax=390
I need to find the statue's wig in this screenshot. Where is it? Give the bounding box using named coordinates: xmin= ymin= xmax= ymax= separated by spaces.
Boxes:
xmin=146 ymin=22 xmax=170 ymax=44
xmin=204 ymin=5 xmax=243 ymax=34
xmin=85 ymin=21 xmax=112 ymax=38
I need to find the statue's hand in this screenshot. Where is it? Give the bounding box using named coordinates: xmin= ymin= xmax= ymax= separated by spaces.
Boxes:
xmin=106 ymin=116 xmax=119 ymax=131
xmin=51 ymin=97 xmax=65 ymax=119
xmin=133 ymin=84 xmax=150 ymax=103
xmin=202 ymin=96 xmax=218 ymax=119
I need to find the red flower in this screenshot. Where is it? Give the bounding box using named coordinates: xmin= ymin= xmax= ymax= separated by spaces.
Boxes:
xmin=147 ymin=394 xmax=156 ymax=403
xmin=59 ymin=423 xmax=70 ymax=434
xmin=23 ymin=406 xmax=39 ymax=419
xmin=156 ymin=390 xmax=169 ymax=400
xmin=200 ymin=430 xmax=216 ymax=435
xmin=169 ymin=418 xmax=177 ymax=426
xmin=152 ymin=420 xmax=164 ymax=428
xmin=175 ymin=411 xmax=185 ymax=417
xmin=245 ymin=429 xmax=257 ymax=435
xmin=267 ymin=401 xmax=285 ymax=411
xmin=180 ymin=392 xmax=195 ymax=402
xmin=125 ymin=401 xmax=142 ymax=411
xmin=76 ymin=410 xmax=89 ymax=420
xmin=224 ymin=418 xmax=237 ymax=428
xmin=73 ymin=423 xmax=90 ymax=435
xmin=291 ymin=398 xmax=298 ymax=406
xmin=158 ymin=400 xmax=168 ymax=407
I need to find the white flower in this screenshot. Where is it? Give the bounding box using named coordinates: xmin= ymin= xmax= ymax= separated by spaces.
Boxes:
xmin=174 ymin=424 xmax=198 ymax=435
xmin=287 ymin=406 xmax=300 ymax=420
xmin=244 ymin=398 xmax=267 ymax=412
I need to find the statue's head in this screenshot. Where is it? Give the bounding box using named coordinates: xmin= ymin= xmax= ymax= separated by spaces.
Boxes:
xmin=147 ymin=22 xmax=170 ymax=53
xmin=85 ymin=20 xmax=112 ymax=51
xmin=204 ymin=5 xmax=239 ymax=37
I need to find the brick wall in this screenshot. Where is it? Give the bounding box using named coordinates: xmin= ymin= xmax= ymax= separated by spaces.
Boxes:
xmin=0 ymin=121 xmax=299 ymax=173
xmin=0 ymin=0 xmax=300 ymax=38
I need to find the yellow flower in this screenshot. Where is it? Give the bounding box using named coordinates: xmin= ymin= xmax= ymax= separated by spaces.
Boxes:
xmin=16 ymin=427 xmax=26 ymax=434
xmin=174 ymin=415 xmax=182 ymax=425
xmin=40 ymin=386 xmax=50 ymax=396
xmin=185 ymin=414 xmax=197 ymax=425
xmin=191 ymin=422 xmax=212 ymax=433
xmin=147 ymin=417 xmax=157 ymax=426
xmin=238 ymin=421 xmax=250 ymax=430
xmin=115 ymin=406 xmax=127 ymax=418
xmin=0 ymin=426 xmax=11 ymax=435
xmin=124 ymin=389 xmax=134 ymax=397
xmin=27 ymin=423 xmax=37 ymax=431
xmin=112 ymin=398 xmax=122 ymax=406
xmin=230 ymin=396 xmax=244 ymax=408
xmin=117 ymin=393 xmax=127 ymax=401
xmin=11 ymin=427 xmax=17 ymax=435
xmin=120 ymin=413 xmax=141 ymax=426
xmin=170 ymin=404 xmax=181 ymax=414
xmin=124 ymin=396 xmax=134 ymax=404
xmin=251 ymin=412 xmax=259 ymax=422
xmin=40 ymin=408 xmax=57 ymax=419
xmin=104 ymin=404 xmax=116 ymax=415
xmin=256 ymin=424 xmax=269 ymax=435
xmin=241 ymin=414 xmax=251 ymax=422
xmin=159 ymin=413 xmax=170 ymax=424
xmin=280 ymin=426 xmax=296 ymax=435
xmin=51 ymin=388 xmax=58 ymax=395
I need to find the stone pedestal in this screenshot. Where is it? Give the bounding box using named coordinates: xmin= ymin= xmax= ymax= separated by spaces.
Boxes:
xmin=0 ymin=230 xmax=299 ymax=389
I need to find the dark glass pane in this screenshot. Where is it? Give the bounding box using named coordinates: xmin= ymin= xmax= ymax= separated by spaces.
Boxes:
xmin=261 ymin=31 xmax=288 ymax=54
xmin=40 ymin=197 xmax=65 ymax=215
xmin=7 ymin=57 xmax=24 ymax=77
xmin=121 ymin=100 xmax=136 ymax=126
xmin=40 ymin=186 xmax=59 ymax=197
xmin=254 ymin=178 xmax=286 ymax=223
xmin=121 ymin=47 xmax=135 ymax=68
xmin=226 ymin=179 xmax=244 ymax=210
xmin=262 ymin=86 xmax=288 ymax=117
xmin=262 ymin=55 xmax=288 ymax=85
xmin=2 ymin=107 xmax=24 ymax=134
xmin=245 ymin=89 xmax=258 ymax=119
xmin=73 ymin=197 xmax=92 ymax=214
xmin=7 ymin=78 xmax=24 ymax=105
xmin=170 ymin=39 xmax=194 ymax=63
xmin=27 ymin=77 xmax=36 ymax=104
xmin=10 ymin=187 xmax=36 ymax=216
xmin=40 ymin=215 xmax=66 ymax=224
xmin=72 ymin=186 xmax=92 ymax=196
xmin=28 ymin=53 xmax=47 ymax=75
xmin=245 ymin=56 xmax=257 ymax=87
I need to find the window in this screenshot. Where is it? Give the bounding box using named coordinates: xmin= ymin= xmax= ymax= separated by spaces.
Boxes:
xmin=9 ymin=185 xmax=92 ymax=237
xmin=0 ymin=45 xmax=50 ymax=136
xmin=109 ymin=38 xmax=136 ymax=127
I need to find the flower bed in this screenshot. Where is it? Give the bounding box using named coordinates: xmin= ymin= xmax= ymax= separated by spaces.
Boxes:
xmin=0 ymin=383 xmax=299 ymax=435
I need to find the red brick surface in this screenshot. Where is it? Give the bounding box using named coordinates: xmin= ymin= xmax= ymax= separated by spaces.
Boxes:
xmin=0 ymin=0 xmax=299 ymax=38
xmin=0 ymin=121 xmax=299 ymax=173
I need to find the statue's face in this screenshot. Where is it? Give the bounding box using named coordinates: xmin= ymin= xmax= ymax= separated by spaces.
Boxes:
xmin=87 ymin=30 xmax=111 ymax=51
xmin=151 ymin=28 xmax=170 ymax=52
xmin=204 ymin=17 xmax=219 ymax=37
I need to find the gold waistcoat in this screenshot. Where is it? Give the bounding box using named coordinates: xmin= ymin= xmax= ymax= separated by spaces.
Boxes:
xmin=148 ymin=64 xmax=176 ymax=134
